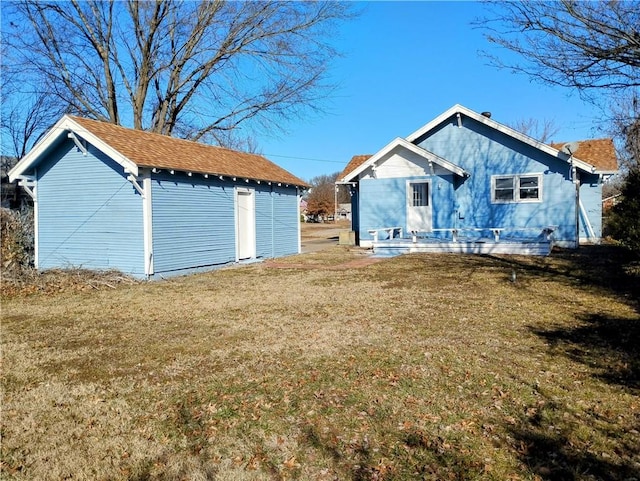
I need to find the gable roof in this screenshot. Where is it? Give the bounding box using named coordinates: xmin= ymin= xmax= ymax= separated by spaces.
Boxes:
xmin=405 ymin=104 xmax=608 ymax=174
xmin=340 ymin=137 xmax=469 ymax=182
xmin=338 ymin=155 xmax=372 ymax=182
xmin=9 ymin=115 xmax=308 ymax=187
xmin=549 ymin=138 xmax=617 ymax=172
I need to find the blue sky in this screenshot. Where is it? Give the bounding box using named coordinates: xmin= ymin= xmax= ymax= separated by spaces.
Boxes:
xmin=259 ymin=1 xmax=606 ymax=182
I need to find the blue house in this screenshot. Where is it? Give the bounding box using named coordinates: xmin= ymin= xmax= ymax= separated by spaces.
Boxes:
xmin=9 ymin=115 xmax=308 ymax=278
xmin=338 ymin=105 xmax=617 ymax=254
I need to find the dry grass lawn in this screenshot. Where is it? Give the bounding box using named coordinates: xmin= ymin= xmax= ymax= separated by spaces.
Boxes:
xmin=2 ymin=245 xmax=639 ymax=480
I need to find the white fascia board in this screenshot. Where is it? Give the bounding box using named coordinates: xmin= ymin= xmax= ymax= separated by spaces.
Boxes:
xmin=396 ymin=138 xmax=469 ymax=177
xmin=8 ymin=115 xmax=138 ymax=182
xmin=8 ymin=116 xmax=69 ymax=182
xmin=405 ymin=104 xmax=467 ymax=144
xmin=406 ymin=104 xmax=597 ymax=174
xmin=341 ymin=137 xmax=468 ymax=182
xmin=340 ymin=138 xmax=399 ymax=182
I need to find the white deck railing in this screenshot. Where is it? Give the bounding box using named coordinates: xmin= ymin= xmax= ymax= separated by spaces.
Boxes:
xmin=367 ymin=227 xmax=403 ymax=242
xmin=398 ymin=226 xmax=556 ymax=243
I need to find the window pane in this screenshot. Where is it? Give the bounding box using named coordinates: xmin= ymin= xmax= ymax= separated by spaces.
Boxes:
xmin=494 ymin=176 xmax=514 ymax=201
xmin=494 ymin=187 xmax=514 ymax=201
xmin=411 ymin=183 xmax=428 ymax=207
xmin=519 ymin=176 xmax=539 ymax=199
xmin=495 ymin=177 xmax=514 ymax=189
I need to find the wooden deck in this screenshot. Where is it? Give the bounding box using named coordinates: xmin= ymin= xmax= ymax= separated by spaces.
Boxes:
xmin=372 ymin=237 xmax=552 ymax=256
xmin=370 ymin=227 xmax=554 ymax=256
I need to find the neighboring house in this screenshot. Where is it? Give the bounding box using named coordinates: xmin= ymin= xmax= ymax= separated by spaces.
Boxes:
xmin=338 ymin=104 xmax=617 ymax=250
xmin=337 ymin=203 xmax=351 ymax=221
xmin=9 ymin=115 xmax=308 ymax=278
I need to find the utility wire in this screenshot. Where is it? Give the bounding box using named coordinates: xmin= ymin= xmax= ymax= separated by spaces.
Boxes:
xmin=263 ymin=153 xmax=347 ymax=164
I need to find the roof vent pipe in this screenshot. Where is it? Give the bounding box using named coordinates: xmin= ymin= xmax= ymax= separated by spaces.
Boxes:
xmin=481 ymin=111 xmax=492 ymax=118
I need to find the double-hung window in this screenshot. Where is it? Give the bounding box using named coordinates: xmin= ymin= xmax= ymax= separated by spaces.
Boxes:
xmin=491 ymin=174 xmax=542 ymax=203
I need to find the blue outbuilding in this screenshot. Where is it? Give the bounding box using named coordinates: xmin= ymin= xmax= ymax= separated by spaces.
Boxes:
xmin=338 ymin=105 xmax=618 ymax=255
xmin=9 ymin=115 xmax=308 ymax=278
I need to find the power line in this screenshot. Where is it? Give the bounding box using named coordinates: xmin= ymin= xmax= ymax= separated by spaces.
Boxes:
xmin=263 ymin=153 xmax=347 ymax=164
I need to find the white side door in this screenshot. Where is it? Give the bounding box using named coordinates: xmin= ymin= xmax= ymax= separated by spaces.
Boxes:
xmin=236 ymin=188 xmax=256 ymax=260
xmin=406 ymin=180 xmax=432 ymax=232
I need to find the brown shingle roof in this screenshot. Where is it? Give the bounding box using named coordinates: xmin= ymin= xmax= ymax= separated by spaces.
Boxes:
xmin=549 ymin=138 xmax=617 ymax=171
xmin=339 ymin=154 xmax=372 ymax=181
xmin=70 ymin=116 xmax=308 ymax=187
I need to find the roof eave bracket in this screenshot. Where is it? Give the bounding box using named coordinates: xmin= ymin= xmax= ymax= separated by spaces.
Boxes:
xmin=16 ymin=175 xmax=37 ymax=199
xmin=68 ymin=131 xmax=87 ymax=156
xmin=127 ymin=175 xmax=145 ymax=198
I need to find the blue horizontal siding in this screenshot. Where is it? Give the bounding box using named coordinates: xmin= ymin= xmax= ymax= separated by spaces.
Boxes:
xmin=36 ymin=141 xmax=145 ymax=275
xmin=255 ymin=186 xmax=274 ymax=258
xmin=359 ymin=175 xmax=457 ymax=242
xmin=416 ymin=117 xmax=582 ymax=243
xmin=272 ymin=185 xmax=299 ymax=256
xmin=31 ymin=140 xmax=301 ymax=278
xmin=151 ymin=172 xmax=236 ymax=273
xmin=151 ymin=176 xmax=300 ymax=274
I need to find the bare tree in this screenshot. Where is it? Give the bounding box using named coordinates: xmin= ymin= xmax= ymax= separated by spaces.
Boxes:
xmin=478 ymin=1 xmax=640 ymax=95
xmin=306 ymin=172 xmax=342 ymax=220
xmin=1 ymin=28 xmax=65 ymax=158
xmin=607 ymin=93 xmax=640 ymax=171
xmin=507 ymin=118 xmax=560 ymax=144
xmin=3 ymin=1 xmax=352 ymax=147
xmin=478 ymin=0 xmax=639 ymax=170
xmin=0 ymin=94 xmax=66 ymax=159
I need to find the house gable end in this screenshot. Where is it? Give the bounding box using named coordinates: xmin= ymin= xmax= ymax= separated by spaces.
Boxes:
xmin=36 ymin=138 xmax=145 ymax=275
xmin=9 ymin=116 xmax=138 ymax=182
xmin=406 ymin=104 xmax=599 ymax=174
xmin=417 ymin=116 xmax=572 ymax=177
xmin=341 ymin=137 xmax=467 ymax=182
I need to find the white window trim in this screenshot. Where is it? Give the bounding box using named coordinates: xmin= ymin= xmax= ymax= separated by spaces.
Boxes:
xmin=491 ymin=173 xmax=543 ymax=204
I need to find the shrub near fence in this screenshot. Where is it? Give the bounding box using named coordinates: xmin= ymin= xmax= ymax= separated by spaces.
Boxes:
xmin=1 ymin=207 xmax=34 ymax=275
